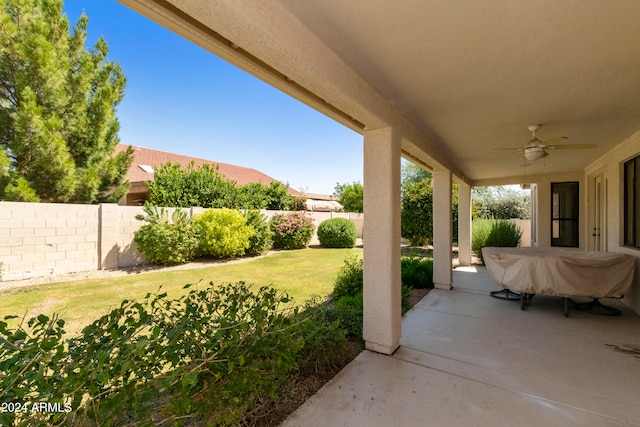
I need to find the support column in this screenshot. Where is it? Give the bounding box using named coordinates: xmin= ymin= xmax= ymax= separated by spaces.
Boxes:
xmin=363 ymin=127 xmax=402 ymax=355
xmin=457 ymin=183 xmax=472 ymax=266
xmin=433 ymin=170 xmax=453 ymax=289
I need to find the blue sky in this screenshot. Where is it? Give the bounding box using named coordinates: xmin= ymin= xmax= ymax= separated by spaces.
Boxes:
xmin=62 ymin=1 xmax=363 ymax=195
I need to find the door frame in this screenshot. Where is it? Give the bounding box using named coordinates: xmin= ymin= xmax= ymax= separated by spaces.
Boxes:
xmin=587 ymin=169 xmax=607 ymax=251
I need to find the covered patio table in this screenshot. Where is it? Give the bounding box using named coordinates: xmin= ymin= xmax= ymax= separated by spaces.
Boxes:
xmin=482 ymin=247 xmax=635 ymax=316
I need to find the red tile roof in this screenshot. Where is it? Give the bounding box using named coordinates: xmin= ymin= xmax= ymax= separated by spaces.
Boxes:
xmin=116 ymin=144 xmax=302 ymax=196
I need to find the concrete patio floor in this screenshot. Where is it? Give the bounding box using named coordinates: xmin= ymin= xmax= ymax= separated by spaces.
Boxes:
xmin=282 ymin=266 xmax=640 ymax=426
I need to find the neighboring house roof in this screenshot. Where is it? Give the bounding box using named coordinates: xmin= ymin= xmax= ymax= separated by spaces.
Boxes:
xmin=305 ymin=199 xmax=343 ymax=212
xmin=303 ymin=192 xmax=339 ymax=201
xmin=116 ymin=144 xmax=302 ymax=196
xmin=300 ymin=193 xmax=342 ymax=212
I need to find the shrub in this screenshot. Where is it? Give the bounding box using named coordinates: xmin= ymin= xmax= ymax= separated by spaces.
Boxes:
xmin=0 ymin=283 xmax=302 ymax=426
xmin=401 ymin=257 xmax=434 ymax=289
xmin=472 ymin=219 xmax=522 ymax=263
xmin=317 ymin=218 xmax=357 ymax=248
xmin=332 ymin=256 xmax=421 ymax=314
xmin=243 ymin=209 xmax=273 ymax=256
xmin=334 ymin=292 xmax=364 ymax=338
xmin=401 ymin=284 xmax=412 ymax=313
xmin=485 ymin=220 xmax=522 ymax=247
xmin=194 ymin=208 xmax=253 ymax=258
xmin=471 ymin=218 xmax=492 ymax=262
xmin=269 ymin=211 xmax=315 ymax=250
xmin=332 ymin=256 xmax=364 ymax=300
xmin=134 ymin=206 xmax=199 ymax=265
xmin=294 ymin=298 xmax=349 ymax=372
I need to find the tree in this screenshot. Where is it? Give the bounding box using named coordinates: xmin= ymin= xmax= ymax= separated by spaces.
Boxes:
xmin=0 ymin=0 xmax=132 ymax=202
xmin=334 ymin=182 xmax=363 ymax=213
xmin=263 ymin=181 xmax=292 ymax=210
xmin=146 ymin=161 xmax=293 ymax=210
xmin=401 ymin=160 xmax=431 ymax=187
xmin=146 ymin=162 xmax=237 ymax=208
xmin=236 ymin=182 xmax=268 ymax=209
xmin=473 ymin=186 xmax=531 ymax=219
xmin=400 ymin=161 xmax=459 ymax=246
xmin=401 ymin=178 xmax=433 ymax=246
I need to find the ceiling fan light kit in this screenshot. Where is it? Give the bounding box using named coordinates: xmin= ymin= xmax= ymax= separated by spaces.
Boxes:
xmin=494 ymin=124 xmax=596 ymax=162
xmin=524 ymin=146 xmax=548 ymax=161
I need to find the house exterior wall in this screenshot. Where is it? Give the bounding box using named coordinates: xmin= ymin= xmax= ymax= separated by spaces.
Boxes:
xmin=0 ymin=202 xmax=363 ymax=284
xmin=121 ymin=182 xmax=149 ymax=206
xmin=584 ymin=129 xmax=640 ymax=314
xmin=531 ymin=172 xmax=585 ymax=249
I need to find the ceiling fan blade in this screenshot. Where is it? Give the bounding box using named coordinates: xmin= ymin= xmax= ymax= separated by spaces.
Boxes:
xmin=493 ymin=147 xmax=524 ymax=151
xmin=542 ymin=136 xmax=568 ymax=146
xmin=546 ymin=144 xmax=597 ymax=150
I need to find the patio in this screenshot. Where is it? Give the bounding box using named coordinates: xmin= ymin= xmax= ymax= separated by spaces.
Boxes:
xmin=282 ymin=266 xmax=640 ymax=426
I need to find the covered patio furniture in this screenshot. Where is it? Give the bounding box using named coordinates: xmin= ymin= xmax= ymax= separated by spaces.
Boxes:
xmin=482 ymin=247 xmax=635 ymax=317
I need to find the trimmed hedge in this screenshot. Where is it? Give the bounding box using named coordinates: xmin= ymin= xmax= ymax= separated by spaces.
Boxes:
xmin=270 ymin=211 xmax=315 ymax=250
xmin=194 ymin=208 xmax=253 ymax=258
xmin=317 ymin=218 xmax=357 ymax=248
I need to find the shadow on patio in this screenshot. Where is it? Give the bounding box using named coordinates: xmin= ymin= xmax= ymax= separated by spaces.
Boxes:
xmin=282 ymin=266 xmax=640 ymax=426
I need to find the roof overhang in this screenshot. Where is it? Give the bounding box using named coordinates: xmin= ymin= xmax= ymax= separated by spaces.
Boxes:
xmin=118 ymin=0 xmax=640 ymax=186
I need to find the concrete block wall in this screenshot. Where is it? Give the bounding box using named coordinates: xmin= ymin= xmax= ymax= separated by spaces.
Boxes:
xmin=1 ymin=202 xmax=365 ymax=283
xmin=115 ymin=206 xmax=147 ymax=268
xmin=1 ymin=202 xmax=100 ymax=281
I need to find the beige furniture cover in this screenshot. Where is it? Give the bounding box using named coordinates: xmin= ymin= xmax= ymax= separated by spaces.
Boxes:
xmin=482 ymin=247 xmax=634 ymax=298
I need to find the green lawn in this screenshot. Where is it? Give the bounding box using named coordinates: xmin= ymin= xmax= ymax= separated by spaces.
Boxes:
xmin=1 ymin=247 xmax=362 ymax=335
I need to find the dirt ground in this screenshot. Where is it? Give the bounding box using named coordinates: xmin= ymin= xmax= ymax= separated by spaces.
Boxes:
xmin=248 ymin=286 xmax=431 ymax=426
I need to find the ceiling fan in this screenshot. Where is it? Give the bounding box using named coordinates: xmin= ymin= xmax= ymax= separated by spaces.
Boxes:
xmin=498 ymin=125 xmax=597 ymax=161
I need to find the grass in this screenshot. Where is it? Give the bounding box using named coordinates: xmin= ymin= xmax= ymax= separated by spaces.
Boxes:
xmin=0 ymin=247 xmax=362 ymax=335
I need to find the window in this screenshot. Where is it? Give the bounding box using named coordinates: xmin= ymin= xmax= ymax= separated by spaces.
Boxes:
xmin=551 ymin=182 xmax=579 ymax=247
xmin=624 ymin=156 xmax=640 ymax=248
xmin=138 ymin=164 xmax=154 ymax=174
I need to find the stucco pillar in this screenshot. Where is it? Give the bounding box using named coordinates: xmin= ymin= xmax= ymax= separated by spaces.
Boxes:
xmin=457 ymin=183 xmax=472 ymax=266
xmin=362 ymin=127 xmax=402 ymax=355
xmin=433 ymin=170 xmax=453 ymax=289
